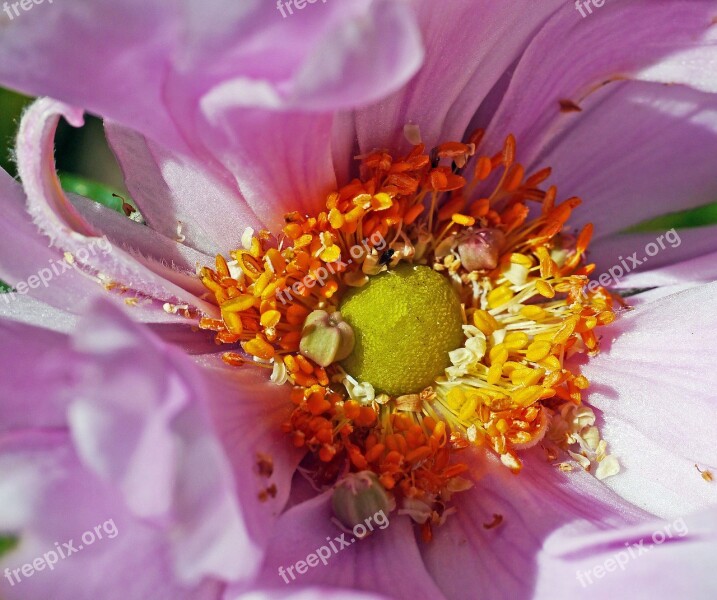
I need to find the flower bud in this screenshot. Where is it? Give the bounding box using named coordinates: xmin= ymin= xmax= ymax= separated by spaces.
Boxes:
xmin=299 ymin=310 xmax=355 ymax=367
xmin=457 ymin=228 xmax=505 ymax=271
xmin=331 ymin=471 xmax=392 ymax=530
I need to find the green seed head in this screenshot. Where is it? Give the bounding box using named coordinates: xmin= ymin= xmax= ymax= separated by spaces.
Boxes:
xmin=339 ymin=264 xmax=464 ymax=395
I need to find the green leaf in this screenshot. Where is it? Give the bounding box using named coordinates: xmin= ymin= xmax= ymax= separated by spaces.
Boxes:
xmin=624 ymin=202 xmax=717 ymax=233
xmin=0 ymin=535 xmax=19 ymax=558
xmin=58 ymin=172 xmax=142 ymax=221
xmin=0 ymin=89 xmax=32 ymax=177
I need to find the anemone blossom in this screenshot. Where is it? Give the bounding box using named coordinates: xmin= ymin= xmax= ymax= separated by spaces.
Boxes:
xmin=1 ymin=2 xmax=717 ymax=600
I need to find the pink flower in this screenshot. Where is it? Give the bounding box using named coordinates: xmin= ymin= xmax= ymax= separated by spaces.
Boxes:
xmin=1 ymin=2 xmax=717 ymax=599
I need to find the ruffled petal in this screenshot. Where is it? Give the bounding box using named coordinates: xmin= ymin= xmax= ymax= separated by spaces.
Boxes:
xmin=420 ymin=449 xmax=648 ymax=600
xmin=578 ymin=282 xmax=717 ymax=517
xmin=16 ymin=98 xmax=219 ymax=316
xmin=0 ymin=0 xmax=190 ymax=152
xmin=0 ymin=433 xmax=223 ymax=600
xmin=0 ymin=1 xmax=424 ymax=230
xmin=0 ymin=300 xmax=299 ymax=596
xmin=65 ymin=302 xmax=255 ymax=583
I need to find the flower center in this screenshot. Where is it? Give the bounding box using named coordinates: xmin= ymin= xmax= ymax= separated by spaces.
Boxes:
xmin=196 ymin=127 xmax=624 ymax=540
xmin=339 ymin=264 xmax=464 ymax=395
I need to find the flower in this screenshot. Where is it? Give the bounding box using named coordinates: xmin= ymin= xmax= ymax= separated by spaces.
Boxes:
xmin=1 ymin=1 xmax=717 ymax=599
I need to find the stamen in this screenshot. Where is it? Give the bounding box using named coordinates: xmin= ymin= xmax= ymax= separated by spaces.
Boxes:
xmin=197 ymin=130 xmax=621 ymax=534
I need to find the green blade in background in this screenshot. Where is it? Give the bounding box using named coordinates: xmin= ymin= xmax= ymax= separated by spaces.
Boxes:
xmin=0 ymin=89 xmax=32 ymax=177
xmin=59 ymin=172 xmax=142 ymax=222
xmin=0 ymin=535 xmax=19 ymax=558
xmin=624 ymin=202 xmax=717 ymax=233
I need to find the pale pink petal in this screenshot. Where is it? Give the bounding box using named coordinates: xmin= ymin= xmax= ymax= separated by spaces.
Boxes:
xmin=0 ymin=167 xmax=113 ymax=312
xmin=226 ymin=587 xmax=389 ymax=600
xmin=68 ymin=189 xmax=214 ymax=276
xmin=0 ymin=433 xmax=223 ymax=600
xmin=589 ymin=231 xmax=717 ymax=290
xmin=0 ymin=1 xmax=421 ymax=149
xmin=65 ymin=301 xmax=262 ymax=583
xmin=534 ymin=506 xmax=717 ymax=599
xmin=0 ymin=295 xmax=79 ymax=333
xmin=0 ymin=301 xmax=302 ymax=596
xmin=199 ymin=363 xmax=305 ymax=551
xmin=0 ymin=0 xmax=190 ymax=152
xmin=0 ymin=319 xmax=69 ymax=432
xmin=577 ymin=282 xmax=717 ymax=517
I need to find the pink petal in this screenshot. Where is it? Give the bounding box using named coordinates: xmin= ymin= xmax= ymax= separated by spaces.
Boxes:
xmin=0 ymin=295 xmax=79 ymax=333
xmin=191 ymin=109 xmax=338 ymax=229
xmin=0 ymin=167 xmax=111 ymax=312
xmin=484 ymin=1 xmax=717 ymax=166
xmin=172 ymin=1 xmax=424 ymax=226
xmin=68 ymin=188 xmax=214 ymax=277
xmin=65 ymin=301 xmax=262 ymax=583
xmin=0 ymin=0 xmax=190 ymax=152
xmin=105 ymin=122 xmax=262 ymax=255
xmin=0 ymin=167 xmax=197 ymax=325
xmin=535 ymin=82 xmax=717 ymax=247
xmin=354 ymin=0 xmax=566 ymax=152
xmin=0 ymin=319 xmax=70 ymax=433
xmin=0 ymin=433 xmax=222 ymax=600
xmin=421 ymin=450 xmax=648 ymax=600
xmin=578 ymin=282 xmax=717 ymax=517
xmin=588 ymin=228 xmax=717 ymax=290
xmin=0 ymin=301 xmax=301 ymax=595
xmin=246 ymin=491 xmax=445 ymax=598
xmin=0 ymin=1 xmax=424 ymax=230
xmin=198 ymin=361 xmax=305 ymax=552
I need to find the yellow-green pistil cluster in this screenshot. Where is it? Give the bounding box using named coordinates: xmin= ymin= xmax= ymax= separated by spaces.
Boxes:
xmin=339 ymin=265 xmax=464 ymax=395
